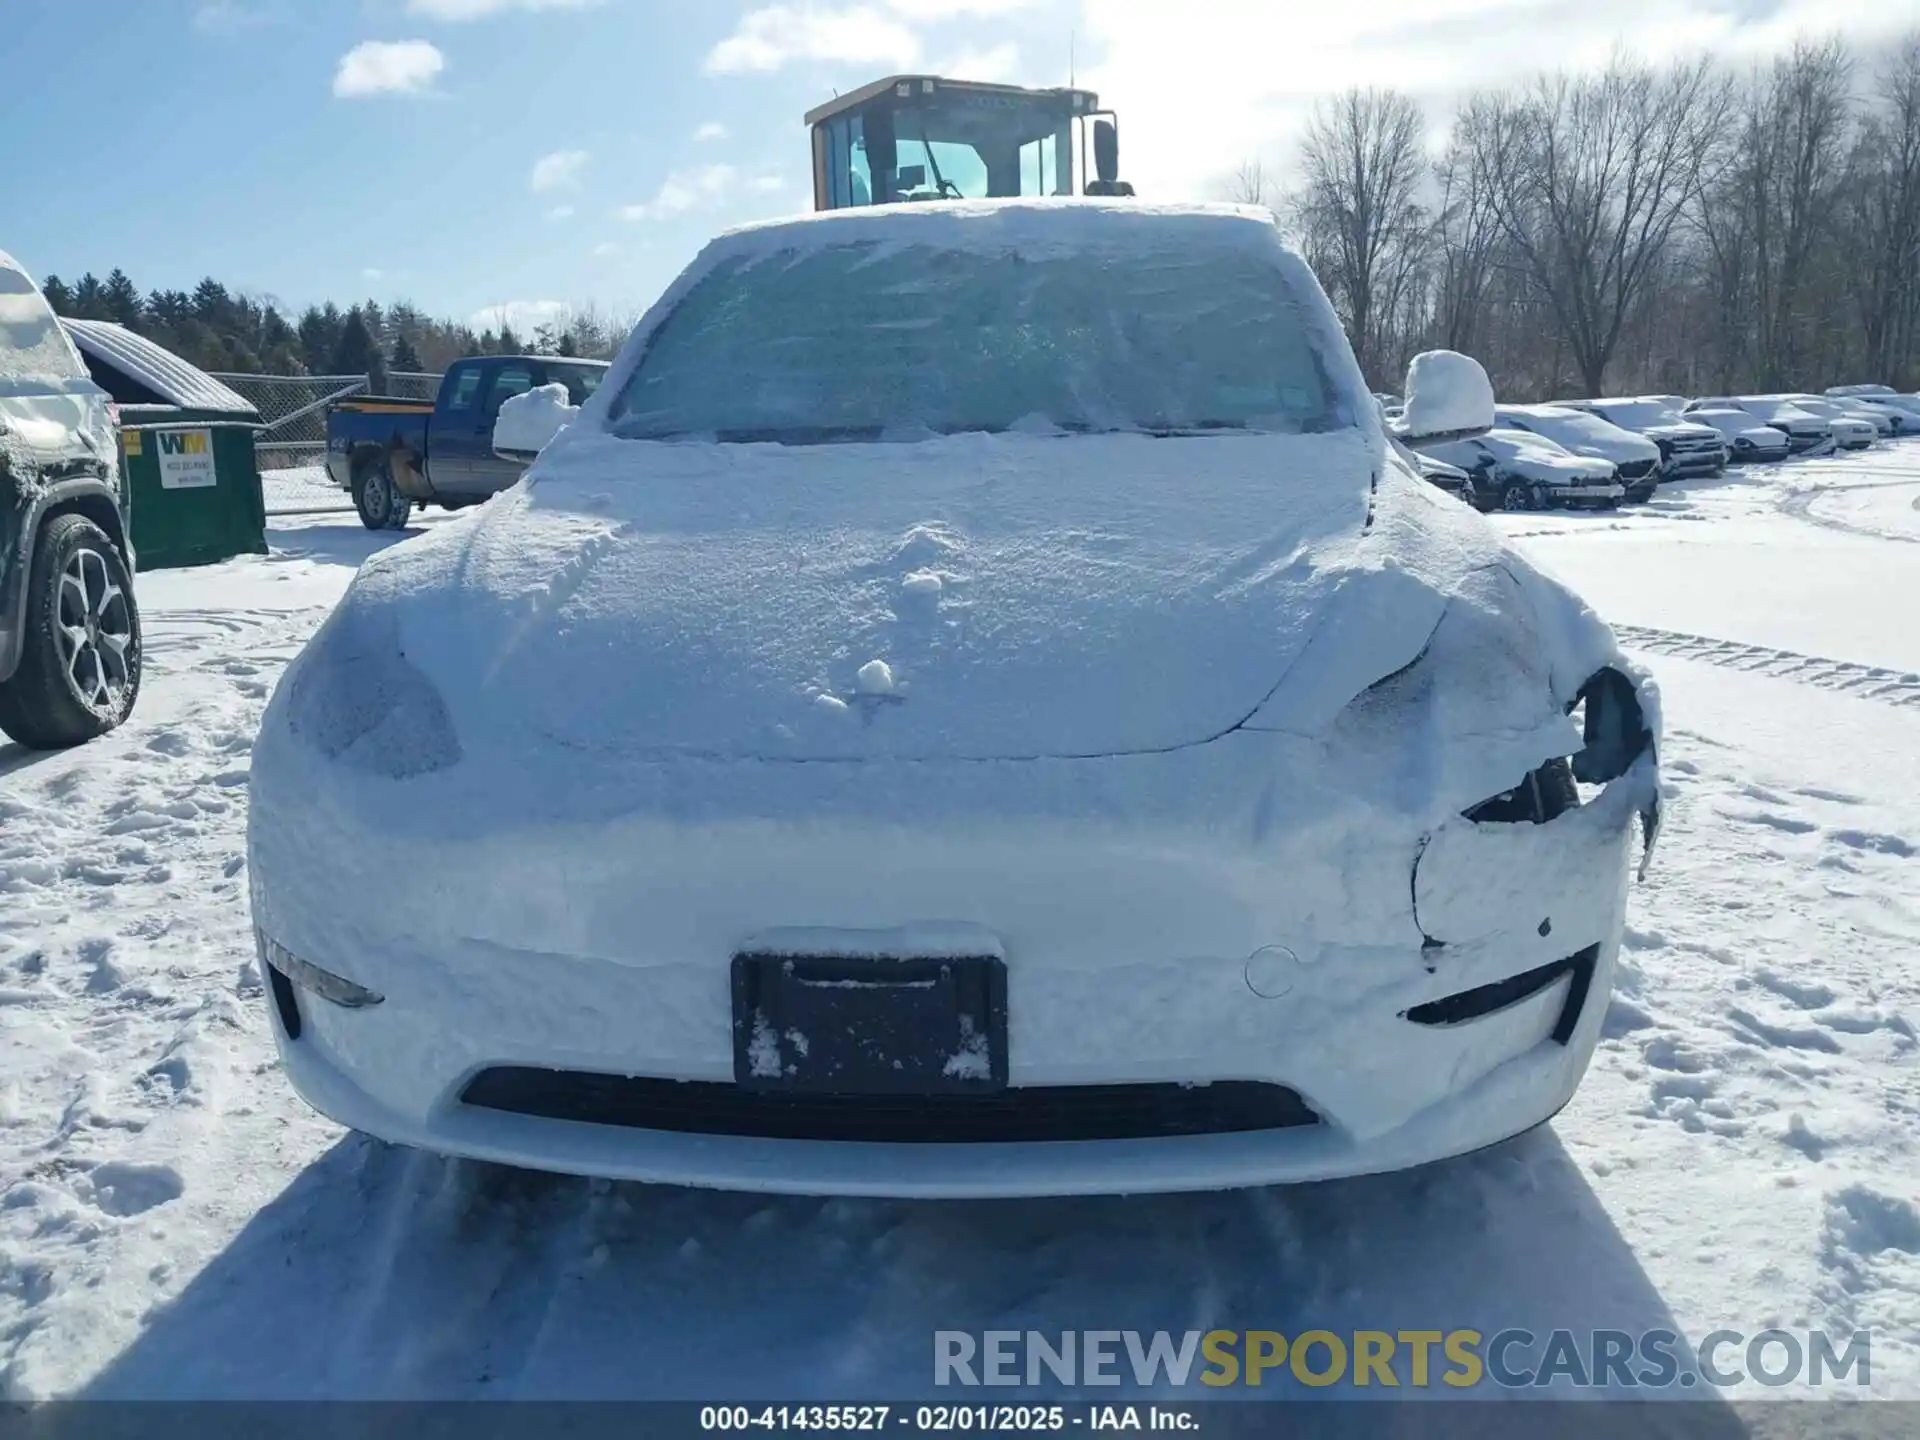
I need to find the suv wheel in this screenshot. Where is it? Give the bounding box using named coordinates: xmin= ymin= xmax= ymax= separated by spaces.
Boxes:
xmin=353 ymin=459 xmax=414 ymax=532
xmin=1500 ymin=480 xmax=1535 ymax=512
xmin=0 ymin=514 xmax=142 ymax=749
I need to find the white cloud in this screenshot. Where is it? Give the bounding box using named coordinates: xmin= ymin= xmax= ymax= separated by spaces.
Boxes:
xmin=883 ymin=0 xmax=1035 ymax=15
xmin=1076 ymin=0 xmax=1920 ymax=201
xmin=619 ymin=164 xmax=739 ymax=220
xmin=930 ymin=41 xmax=1021 ymax=82
xmin=333 ymin=40 xmax=445 ymax=98
xmin=406 ymin=0 xmax=602 ymax=19
xmin=547 ymin=204 xmax=577 ymax=220
xmin=362 ymin=267 xmax=386 ymax=281
xmin=530 ymin=149 xmax=589 ymax=192
xmin=592 ymin=241 xmax=623 ymax=257
xmin=694 ymin=121 xmax=730 ymax=142
xmin=470 ymin=299 xmax=570 ymax=334
xmin=705 ymin=6 xmax=920 ymax=74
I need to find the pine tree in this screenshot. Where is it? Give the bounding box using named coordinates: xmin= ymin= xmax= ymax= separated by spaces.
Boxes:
xmin=70 ymin=273 xmax=109 ymax=320
xmin=497 ymin=324 xmax=522 ymax=354
xmin=103 ymin=269 xmax=143 ymax=327
xmin=40 ymin=275 xmax=74 ymax=314
xmin=390 ymin=332 xmax=423 ymax=372
xmin=329 ymin=307 xmax=379 ymax=377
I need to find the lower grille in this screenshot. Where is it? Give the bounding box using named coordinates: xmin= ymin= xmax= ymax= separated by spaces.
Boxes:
xmin=1404 ymin=945 xmax=1599 ymax=1046
xmin=461 ymin=1070 xmax=1320 ymax=1143
xmin=1616 ymin=459 xmax=1657 ymax=480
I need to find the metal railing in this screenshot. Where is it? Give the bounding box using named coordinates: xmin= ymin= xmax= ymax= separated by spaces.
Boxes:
xmin=209 ymin=370 xmax=441 ymax=514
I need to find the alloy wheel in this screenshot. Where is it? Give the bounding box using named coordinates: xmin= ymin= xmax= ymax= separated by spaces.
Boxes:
xmin=54 ymin=548 xmax=135 ymax=714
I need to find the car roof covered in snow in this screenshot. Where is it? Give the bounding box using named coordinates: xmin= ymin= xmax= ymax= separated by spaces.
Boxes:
xmin=60 ymin=319 xmax=258 ymax=417
xmin=703 ymin=198 xmax=1289 ymax=262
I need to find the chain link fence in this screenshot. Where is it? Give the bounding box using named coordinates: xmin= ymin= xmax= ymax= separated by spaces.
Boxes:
xmin=210 ymin=371 xmax=441 ymax=515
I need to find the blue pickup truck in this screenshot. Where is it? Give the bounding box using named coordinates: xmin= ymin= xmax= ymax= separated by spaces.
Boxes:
xmin=325 ymin=354 xmax=608 ymax=530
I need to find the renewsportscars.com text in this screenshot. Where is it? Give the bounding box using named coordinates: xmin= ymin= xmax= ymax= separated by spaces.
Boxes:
xmin=933 ymin=1328 xmax=1871 ymax=1390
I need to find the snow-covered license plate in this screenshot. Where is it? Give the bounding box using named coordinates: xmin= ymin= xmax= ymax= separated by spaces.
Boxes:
xmin=730 ymin=953 xmax=1008 ymax=1095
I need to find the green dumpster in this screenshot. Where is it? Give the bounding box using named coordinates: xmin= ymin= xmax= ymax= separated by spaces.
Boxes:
xmin=61 ymin=319 xmax=269 ymax=570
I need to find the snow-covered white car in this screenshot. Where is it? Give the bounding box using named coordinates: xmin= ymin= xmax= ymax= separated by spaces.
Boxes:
xmin=1783 ymin=393 xmax=1907 ymax=439
xmin=1684 ymin=408 xmax=1791 ymax=462
xmin=1558 ymin=398 xmax=1728 ymax=478
xmin=1494 ymin=404 xmax=1663 ymax=502
xmin=1421 ymin=429 xmax=1626 ymax=512
xmin=1826 ymin=383 xmax=1920 ymax=424
xmin=247 ymin=202 xmax=1661 ymax=1198
xmin=1685 ymin=396 xmax=1837 ymax=454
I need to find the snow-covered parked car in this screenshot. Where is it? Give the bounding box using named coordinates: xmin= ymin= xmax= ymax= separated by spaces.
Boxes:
xmin=1494 ymin=404 xmax=1663 ymax=502
xmin=1685 ymin=396 xmax=1838 ymax=454
xmin=247 ymin=202 xmax=1662 ymax=1197
xmin=1421 ymin=429 xmax=1625 ymax=513
xmin=1558 ymin=397 xmax=1728 ymax=478
xmin=1827 ymin=384 xmax=1920 ymax=425
xmin=1783 ymin=393 xmax=1909 ymax=439
xmin=0 ymin=251 xmax=141 ymax=750
xmin=1685 ymin=408 xmax=1790 ymax=462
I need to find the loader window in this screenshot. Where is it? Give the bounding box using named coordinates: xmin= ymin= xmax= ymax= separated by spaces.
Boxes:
xmin=818 ymin=95 xmax=1072 ymax=207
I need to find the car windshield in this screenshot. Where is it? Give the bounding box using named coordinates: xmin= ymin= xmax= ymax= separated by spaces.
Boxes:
xmin=0 ymin=264 xmax=83 ymax=383
xmin=1516 ymin=409 xmax=1625 ymax=444
xmin=1484 ymin=431 xmax=1571 ymax=460
xmin=606 ymin=239 xmax=1348 ymax=444
xmin=1594 ymin=401 xmax=1678 ymax=428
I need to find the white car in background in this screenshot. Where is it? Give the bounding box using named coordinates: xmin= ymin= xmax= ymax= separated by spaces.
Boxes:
xmin=1686 ymin=396 xmax=1839 ymax=454
xmin=1783 ymin=393 xmax=1908 ymax=438
xmin=1422 ymin=429 xmax=1625 ymax=512
xmin=244 ymin=203 xmax=1661 ymax=1198
xmin=1684 ymin=408 xmax=1791 ymax=462
xmin=1493 ymin=404 xmax=1663 ymax=502
xmin=1558 ymin=397 xmax=1728 ymax=478
xmin=1827 ymin=384 xmax=1920 ymax=425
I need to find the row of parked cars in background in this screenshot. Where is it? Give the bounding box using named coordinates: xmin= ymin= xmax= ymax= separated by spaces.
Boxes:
xmin=1381 ymin=385 xmax=1920 ymax=512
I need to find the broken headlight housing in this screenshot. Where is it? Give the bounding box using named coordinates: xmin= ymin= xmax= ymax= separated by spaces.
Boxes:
xmin=1463 ymin=667 xmax=1655 ymax=826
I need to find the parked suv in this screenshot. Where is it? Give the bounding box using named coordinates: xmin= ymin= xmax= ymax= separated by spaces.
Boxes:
xmin=0 ymin=251 xmax=140 ymax=749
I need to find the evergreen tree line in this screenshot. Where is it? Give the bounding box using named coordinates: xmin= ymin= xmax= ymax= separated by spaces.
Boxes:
xmin=1235 ymin=32 xmax=1920 ymax=400
xmin=39 ymin=269 xmax=636 ymax=380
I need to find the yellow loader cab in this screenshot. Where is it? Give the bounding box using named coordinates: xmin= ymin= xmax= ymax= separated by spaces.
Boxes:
xmin=806 ymin=75 xmax=1132 ymax=210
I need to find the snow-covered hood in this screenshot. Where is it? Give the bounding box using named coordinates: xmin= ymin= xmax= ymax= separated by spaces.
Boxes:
xmin=1638 ymin=421 xmax=1722 ymax=445
xmin=284 ymin=421 xmax=1637 ymax=768
xmin=1496 ymin=448 xmax=1616 ymax=483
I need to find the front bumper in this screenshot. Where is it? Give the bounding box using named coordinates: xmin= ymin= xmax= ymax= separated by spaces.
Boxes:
xmin=1661 ymin=444 xmax=1726 ymax=475
xmin=250 ymin=731 xmax=1643 ymax=1197
xmin=1543 ymin=481 xmax=1626 ymax=507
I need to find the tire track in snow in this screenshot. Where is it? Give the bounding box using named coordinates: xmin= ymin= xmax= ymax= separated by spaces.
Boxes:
xmin=1778 ymin=478 xmax=1920 ymax=546
xmin=1612 ymin=626 xmax=1920 ymax=709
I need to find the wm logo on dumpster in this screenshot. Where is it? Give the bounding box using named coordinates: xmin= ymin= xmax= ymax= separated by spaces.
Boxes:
xmin=158 ymin=432 xmax=210 ymax=456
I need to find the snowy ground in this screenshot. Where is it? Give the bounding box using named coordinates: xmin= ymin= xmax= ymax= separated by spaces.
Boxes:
xmin=2 ymin=450 xmax=1917 ymax=1403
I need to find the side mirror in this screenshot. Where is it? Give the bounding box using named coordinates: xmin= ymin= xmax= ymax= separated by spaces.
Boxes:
xmin=1093 ymin=119 xmax=1119 ymax=185
xmin=1397 ymin=349 xmax=1495 ymax=444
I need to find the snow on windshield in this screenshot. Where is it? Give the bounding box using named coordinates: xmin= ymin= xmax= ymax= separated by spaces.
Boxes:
xmin=605 ymin=239 xmax=1348 ymax=443
xmin=0 ymin=264 xmax=83 ymax=382
xmin=1514 ymin=409 xmax=1622 ymax=444
xmin=1594 ymin=401 xmax=1678 ymax=428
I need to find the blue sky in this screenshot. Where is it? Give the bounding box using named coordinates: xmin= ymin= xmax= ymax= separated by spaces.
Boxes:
xmin=6 ymin=0 xmax=1915 ymax=331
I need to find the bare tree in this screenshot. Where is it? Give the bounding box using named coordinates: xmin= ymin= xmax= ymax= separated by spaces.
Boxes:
xmin=1460 ymin=55 xmax=1732 ymax=395
xmin=1291 ymin=88 xmax=1432 ymax=383
xmin=1845 ymin=34 xmax=1920 ymax=386
xmin=1433 ymin=105 xmax=1502 ymax=354
xmin=1224 ymin=158 xmax=1274 ymax=208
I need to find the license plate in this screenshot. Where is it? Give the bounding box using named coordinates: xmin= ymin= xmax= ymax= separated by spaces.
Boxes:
xmin=731 ymin=952 xmax=1007 ymax=1094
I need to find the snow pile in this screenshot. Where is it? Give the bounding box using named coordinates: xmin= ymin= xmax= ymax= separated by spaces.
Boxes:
xmin=492 ymin=383 xmax=577 ymax=456
xmin=1399 ymin=349 xmax=1495 ymax=441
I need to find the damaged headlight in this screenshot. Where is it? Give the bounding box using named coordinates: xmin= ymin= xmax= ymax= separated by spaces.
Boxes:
xmin=281 ymin=601 xmax=462 ymax=779
xmin=1459 ymin=664 xmax=1660 ymax=874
